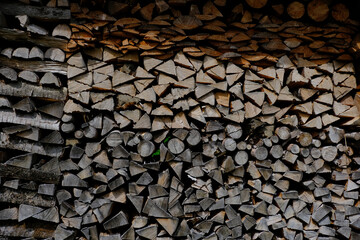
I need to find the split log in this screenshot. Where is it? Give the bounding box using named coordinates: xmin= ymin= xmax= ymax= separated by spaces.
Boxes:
xmin=52 ymin=24 xmax=72 ymax=39
xmin=0 ymin=66 xmax=17 ymax=81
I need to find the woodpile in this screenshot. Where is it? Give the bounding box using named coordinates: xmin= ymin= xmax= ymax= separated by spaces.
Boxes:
xmin=1 ymin=0 xmax=360 ymax=239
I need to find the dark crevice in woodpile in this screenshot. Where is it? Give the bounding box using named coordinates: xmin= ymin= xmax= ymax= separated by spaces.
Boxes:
xmin=1 ymin=0 xmax=360 ymax=239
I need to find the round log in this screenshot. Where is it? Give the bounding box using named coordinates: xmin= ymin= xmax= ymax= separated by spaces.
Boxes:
xmin=137 ymin=140 xmax=155 ymax=157
xmin=311 ymin=147 xmax=321 ymax=159
xmin=270 ymin=135 xmax=279 ymax=143
xmin=251 ymin=146 xmax=268 ymax=160
xmin=300 ymin=148 xmax=310 ymax=157
xmin=142 ymin=132 xmax=153 ymax=141
xmin=287 ymin=144 xmax=300 ymax=154
xmin=275 ymin=126 xmax=290 ymax=140
xmin=270 ymin=145 xmax=283 ymax=159
xmin=235 ymin=151 xmax=248 ymax=166
xmin=168 ymin=138 xmax=185 ymax=154
xmin=332 ymin=3 xmax=349 ymax=22
xmin=287 ymin=1 xmax=305 ymax=19
xmin=186 ymin=130 xmax=201 ymax=146
xmin=321 ymin=146 xmax=337 ymax=162
xmin=237 ymin=141 xmax=247 ymax=150
xmin=307 ymin=0 xmax=329 ymax=22
xmin=223 ymin=138 xmax=236 ymax=152
xmin=298 ymin=132 xmax=312 ymax=147
xmin=246 ymin=0 xmax=267 ymax=9
xmin=74 ymin=130 xmax=84 ymax=139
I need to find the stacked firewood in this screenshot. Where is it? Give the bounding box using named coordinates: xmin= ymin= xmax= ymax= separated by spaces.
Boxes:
xmin=65 ymin=0 xmax=358 ymax=66
xmin=1 ymin=0 xmax=360 ymax=239
xmin=59 ymin=49 xmax=360 ymax=239
xmin=0 ymin=1 xmax=71 ymax=238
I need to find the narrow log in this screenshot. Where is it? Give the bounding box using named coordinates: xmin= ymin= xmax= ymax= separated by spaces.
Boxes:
xmin=0 ymin=56 xmax=67 ymax=75
xmin=0 ymin=1 xmax=71 ymax=21
xmin=0 ymin=110 xmax=60 ymax=130
xmin=0 ymin=223 xmax=55 ymax=238
xmin=0 ymin=188 xmax=55 ymax=207
xmin=0 ymin=134 xmax=63 ymax=157
xmin=0 ymin=164 xmax=60 ymax=184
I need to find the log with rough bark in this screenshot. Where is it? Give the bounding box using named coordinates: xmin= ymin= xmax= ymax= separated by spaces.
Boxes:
xmin=0 ymin=56 xmax=67 ymax=75
xmin=0 ymin=28 xmax=68 ymax=49
xmin=0 ymin=164 xmax=61 ymax=184
xmin=0 ymin=1 xmax=71 ymax=21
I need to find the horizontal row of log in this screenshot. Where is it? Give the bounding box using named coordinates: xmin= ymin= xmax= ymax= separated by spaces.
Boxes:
xmin=54 ymin=0 xmax=360 ymax=66
xmin=63 ymin=48 xmax=360 ymax=130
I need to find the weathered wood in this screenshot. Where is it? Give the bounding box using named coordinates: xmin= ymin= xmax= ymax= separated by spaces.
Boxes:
xmin=251 ymin=146 xmax=268 ymax=160
xmin=0 ymin=223 xmax=55 ymax=238
xmin=235 ymin=151 xmax=248 ymax=166
xmin=52 ymin=24 xmax=71 ymax=39
xmin=0 ymin=27 xmax=67 ymax=49
xmin=138 ymin=140 xmax=155 ymax=157
xmin=0 ymin=188 xmax=55 ymax=207
xmin=0 ymin=67 xmax=17 ymax=81
xmin=0 ymin=134 xmax=63 ymax=157
xmin=12 ymin=47 xmax=29 ymax=59
xmin=0 ymin=164 xmax=60 ymax=184
xmin=29 ymin=46 xmax=44 ymax=60
xmin=45 ymin=48 xmax=65 ymax=62
xmin=0 ymin=207 xmax=18 ymax=220
xmin=168 ymin=138 xmax=185 ymax=154
xmin=0 ymin=110 xmax=60 ymax=130
xmin=19 ymin=70 xmax=39 ymax=83
xmin=0 ymin=56 xmax=67 ymax=75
